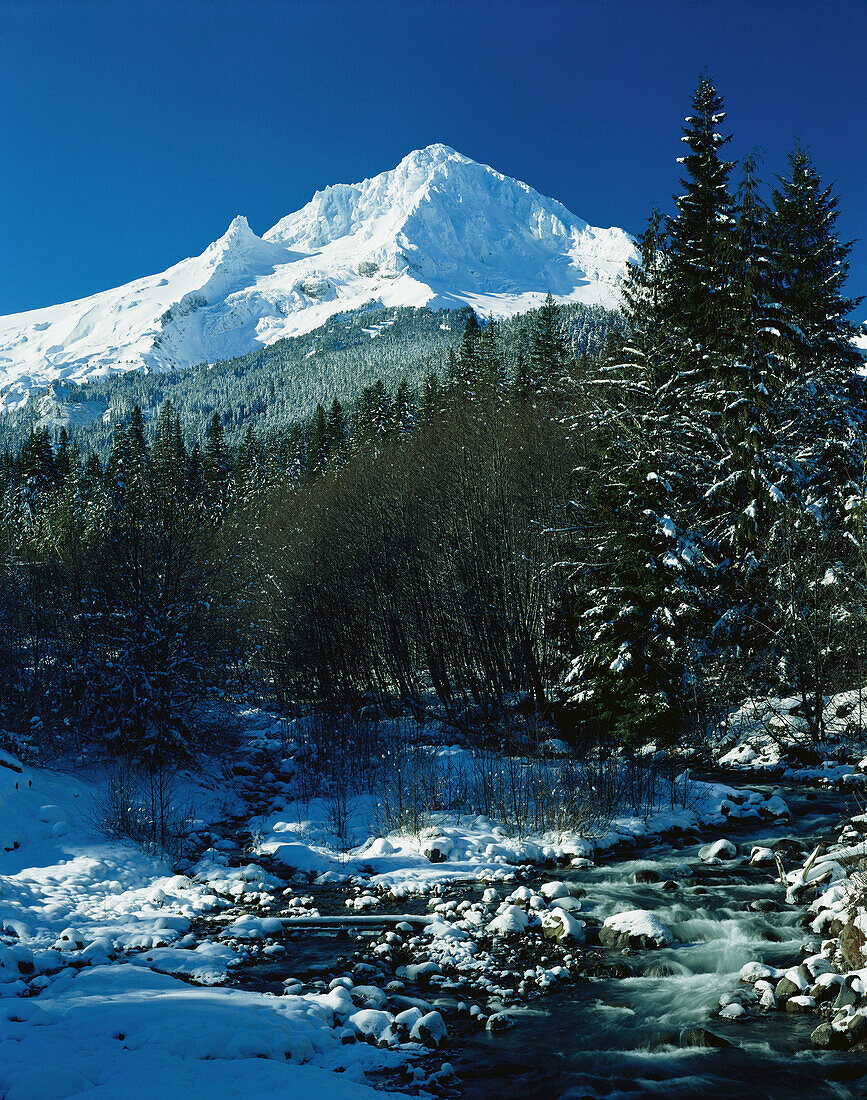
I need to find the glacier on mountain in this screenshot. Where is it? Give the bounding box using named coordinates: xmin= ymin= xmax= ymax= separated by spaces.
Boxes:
xmin=0 ymin=145 xmax=637 ymax=410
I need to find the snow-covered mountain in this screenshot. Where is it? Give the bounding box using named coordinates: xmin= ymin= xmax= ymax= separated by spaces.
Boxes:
xmin=0 ymin=144 xmax=637 ymax=410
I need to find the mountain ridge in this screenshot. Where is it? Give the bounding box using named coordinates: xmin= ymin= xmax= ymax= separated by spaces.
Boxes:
xmin=0 ymin=145 xmax=636 ymax=411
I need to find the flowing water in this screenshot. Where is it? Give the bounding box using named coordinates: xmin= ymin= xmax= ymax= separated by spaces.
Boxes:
xmin=453 ymin=783 xmax=867 ymax=1099
xmin=224 ymin=781 xmax=867 ymax=1098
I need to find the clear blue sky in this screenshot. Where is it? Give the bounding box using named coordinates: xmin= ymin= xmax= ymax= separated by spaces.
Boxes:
xmin=1 ymin=0 xmax=865 ymax=315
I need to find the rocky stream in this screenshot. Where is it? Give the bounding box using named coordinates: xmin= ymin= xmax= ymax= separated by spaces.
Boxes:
xmin=196 ymin=777 xmax=867 ymax=1099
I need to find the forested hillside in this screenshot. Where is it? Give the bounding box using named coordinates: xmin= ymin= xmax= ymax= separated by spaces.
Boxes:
xmin=0 ymin=301 xmax=619 ymax=457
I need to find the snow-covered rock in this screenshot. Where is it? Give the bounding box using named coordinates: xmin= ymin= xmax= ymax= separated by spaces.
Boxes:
xmin=540 ymin=908 xmax=586 ymax=944
xmin=486 ymin=904 xmax=530 ymax=937
xmin=350 ymin=1008 xmax=395 ymax=1045
xmin=539 ymin=880 xmax=570 ymax=900
xmin=409 ymin=1010 xmax=447 ymax=1048
xmin=423 ymin=836 xmax=453 ymax=863
xmin=599 ymin=909 xmax=674 ymax=949
xmin=699 ymin=839 xmax=737 ymax=863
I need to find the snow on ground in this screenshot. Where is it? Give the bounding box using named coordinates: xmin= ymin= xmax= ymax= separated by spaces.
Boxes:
xmin=0 ymin=702 xmax=798 ymax=1098
xmin=0 ymin=751 xmax=413 ymax=1099
xmin=253 ymin=764 xmax=790 ymax=897
xmin=716 ymin=687 xmax=867 ymax=778
xmin=0 ymin=964 xmax=410 ymax=1100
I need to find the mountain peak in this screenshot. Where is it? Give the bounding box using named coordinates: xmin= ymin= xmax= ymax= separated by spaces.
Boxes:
xmin=223 ymin=213 xmax=253 ymax=237
xmin=209 ymin=214 xmax=260 ymax=254
xmin=0 ymin=149 xmax=637 ymax=410
xmin=396 ymin=144 xmax=467 ymax=170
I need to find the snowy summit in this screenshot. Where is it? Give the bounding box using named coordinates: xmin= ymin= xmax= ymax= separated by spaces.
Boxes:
xmin=0 ymin=145 xmax=635 ymax=410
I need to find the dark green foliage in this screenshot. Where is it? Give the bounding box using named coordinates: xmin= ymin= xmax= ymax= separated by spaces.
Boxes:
xmin=564 ymin=75 xmax=866 ymax=744
xmin=306 ymin=404 xmax=327 ymax=478
xmin=663 ymin=75 xmax=736 ymax=344
xmin=0 ymin=308 xmax=595 ymax=752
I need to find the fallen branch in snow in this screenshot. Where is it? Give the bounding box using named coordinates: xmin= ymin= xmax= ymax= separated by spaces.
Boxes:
xmin=280 ymin=914 xmax=435 ymax=927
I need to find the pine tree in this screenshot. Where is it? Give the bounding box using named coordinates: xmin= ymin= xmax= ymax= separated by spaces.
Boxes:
xmin=770 ymin=145 xmax=862 ymax=384
xmin=203 ymin=412 xmax=230 ymax=522
xmin=706 ymin=152 xmax=785 ymax=551
xmin=324 ymin=398 xmax=347 ymax=465
xmin=528 ymin=294 xmax=571 ymax=399
xmin=664 ymin=76 xmax=736 ymax=346
xmin=476 ymin=315 xmax=506 ymax=398
xmin=457 ymin=312 xmax=482 ymax=383
xmin=55 ymin=428 xmax=72 ymax=482
xmin=306 ymin=403 xmax=327 ymax=477
xmin=419 ymin=373 xmax=442 ymax=422
xmin=512 ymin=351 xmax=533 ymax=405
xmin=561 ymin=81 xmax=741 ymax=740
xmin=392 ymin=379 xmax=416 ymax=439
xmin=18 ymin=428 xmax=56 ymax=491
xmin=353 ymin=379 xmax=393 ymax=450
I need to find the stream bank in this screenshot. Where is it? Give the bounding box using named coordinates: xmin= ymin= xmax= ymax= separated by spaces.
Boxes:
xmin=206 ymin=775 xmax=867 ymax=1098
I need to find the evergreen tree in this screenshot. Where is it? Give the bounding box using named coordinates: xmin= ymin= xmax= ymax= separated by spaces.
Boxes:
xmin=353 ymin=378 xmax=393 ymax=450
xmin=392 ymin=379 xmax=416 ymax=439
xmin=663 ymin=76 xmax=736 ymax=345
xmin=512 ymin=350 xmax=533 ymax=405
xmin=707 ymin=152 xmax=784 ymax=551
xmin=419 ymin=373 xmax=442 ymax=422
xmin=324 ymin=398 xmax=347 ymax=464
xmin=203 ymin=412 xmax=230 ymax=521
xmin=187 ymin=442 xmax=204 ymax=504
xmin=18 ymin=428 xmax=56 ymax=490
xmin=457 ymin=312 xmax=482 ymax=383
xmin=562 ymin=79 xmax=741 ymax=738
xmin=306 ymin=403 xmax=327 ymax=477
xmin=477 ymin=315 xmax=505 ymax=396
xmin=55 ymin=428 xmax=73 ymax=482
xmin=770 ymin=145 xmax=862 ymax=384
xmin=528 ymin=294 xmax=571 ymax=398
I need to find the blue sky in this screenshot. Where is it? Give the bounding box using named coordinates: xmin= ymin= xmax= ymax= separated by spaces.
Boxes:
xmin=1 ymin=0 xmax=865 ymax=315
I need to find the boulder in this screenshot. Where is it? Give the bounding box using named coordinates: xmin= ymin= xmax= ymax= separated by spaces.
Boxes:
xmin=424 ymin=837 xmax=453 ymax=864
xmin=486 ymin=905 xmax=530 ymax=937
xmin=410 ymin=1010 xmax=447 ymax=1048
xmin=403 ymin=961 xmax=441 ymax=986
xmin=811 ymin=1022 xmax=849 ymax=1050
xmin=775 ymin=976 xmax=804 ymax=1000
xmin=350 ymin=1009 xmax=395 ymax=1045
xmin=485 ymin=1012 xmax=516 ymax=1033
xmin=539 ymin=881 xmax=570 ymax=900
xmin=833 ymin=977 xmax=862 ymax=1012
xmin=683 ymin=1028 xmax=731 ymax=1049
xmin=847 ymin=1013 xmax=867 ymax=1044
xmin=655 ymin=1028 xmax=731 ymax=1049
xmin=841 ymin=921 xmax=867 ymax=970
xmin=632 ymin=869 xmax=661 ymax=884
xmin=599 ymin=910 xmax=673 ymax=950
xmin=541 ymin=909 xmax=585 ymax=944
xmin=393 ymin=1007 xmax=423 ymax=1038
xmin=699 ymin=839 xmax=737 ymax=862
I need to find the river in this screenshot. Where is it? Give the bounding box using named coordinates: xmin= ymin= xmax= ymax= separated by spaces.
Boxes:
xmin=219 ymin=778 xmax=867 ymax=1098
